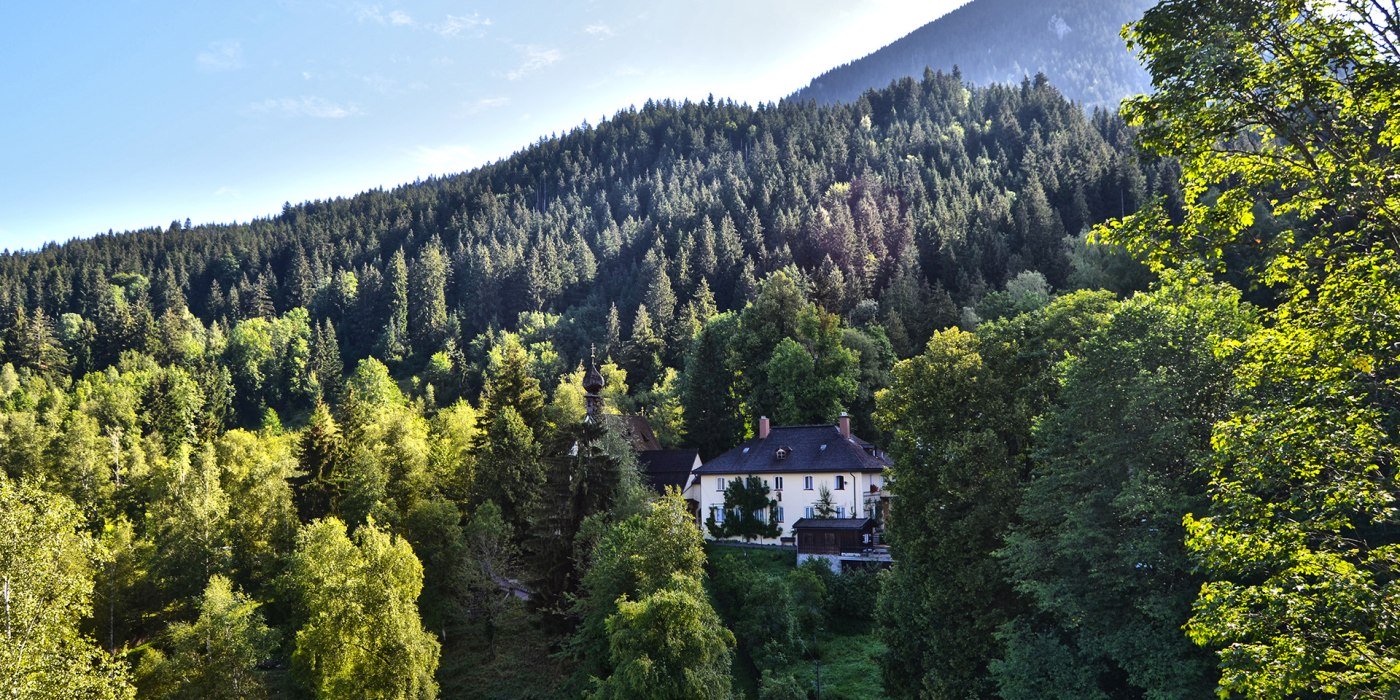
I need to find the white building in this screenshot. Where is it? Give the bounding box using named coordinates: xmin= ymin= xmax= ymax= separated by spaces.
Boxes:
xmin=687 ymin=414 xmax=891 ymax=545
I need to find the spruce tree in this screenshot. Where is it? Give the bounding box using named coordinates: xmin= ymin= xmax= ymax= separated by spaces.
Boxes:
xmin=681 ymin=312 xmax=744 ymax=460
xmin=409 ymin=239 xmax=449 ymax=353
xmin=623 ymin=304 xmax=664 ymax=391
xmin=296 ymin=402 xmax=343 ymax=522
xmin=379 ymin=248 xmax=409 ymax=362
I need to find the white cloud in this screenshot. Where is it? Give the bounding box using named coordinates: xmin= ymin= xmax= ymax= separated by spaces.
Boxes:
xmin=464 ymin=96 xmax=510 ymax=115
xmin=507 ymin=46 xmax=561 ymax=81
xmin=355 ymin=4 xmax=386 ymax=23
xmin=355 ymin=4 xmax=411 ymax=25
xmin=583 ymin=22 xmax=614 ymax=37
xmin=214 ymin=186 xmax=241 ymax=197
xmin=197 ymin=40 xmax=243 ymax=71
xmin=245 ymin=96 xmax=361 ymax=119
xmin=433 ymin=13 xmax=490 ymax=37
xmin=411 ymin=144 xmax=479 ymax=173
xmin=356 ymin=5 xmax=487 ymax=37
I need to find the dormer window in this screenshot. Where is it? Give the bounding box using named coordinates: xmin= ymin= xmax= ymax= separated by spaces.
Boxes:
xmin=775 ymin=446 xmax=790 ymax=461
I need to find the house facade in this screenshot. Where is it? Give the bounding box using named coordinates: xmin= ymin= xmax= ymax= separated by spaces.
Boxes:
xmin=687 ymin=414 xmax=891 ymax=545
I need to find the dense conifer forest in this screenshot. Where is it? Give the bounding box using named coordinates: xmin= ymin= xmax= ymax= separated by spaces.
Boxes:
xmin=2 ymin=0 xmax=1397 ymax=698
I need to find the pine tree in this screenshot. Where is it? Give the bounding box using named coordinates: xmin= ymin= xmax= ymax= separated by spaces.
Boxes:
xmin=624 ymin=304 xmax=664 ymax=392
xmin=153 ymin=266 xmax=186 ymax=315
xmin=681 ymin=312 xmax=745 ymax=460
xmin=603 ymin=303 xmax=622 ymax=361
xmin=311 ymin=319 xmax=343 ymax=403
xmin=243 ymin=276 xmax=274 ymax=319
xmin=379 ymin=249 xmax=409 ymax=362
xmin=410 ymin=239 xmax=449 ymax=353
xmin=472 ymin=406 xmax=544 ymax=536
xmin=476 ymin=334 xmax=548 ymax=441
xmin=296 ymin=402 xmax=344 ymax=522
xmin=285 ymin=245 xmax=314 ymax=310
xmin=813 ymin=485 xmax=837 ymax=519
xmin=528 ymin=418 xmax=624 ymax=618
xmin=641 ymin=251 xmax=676 ymax=335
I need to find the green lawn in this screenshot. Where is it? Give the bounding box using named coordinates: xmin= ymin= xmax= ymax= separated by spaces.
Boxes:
xmin=782 ymin=622 xmax=887 ymax=700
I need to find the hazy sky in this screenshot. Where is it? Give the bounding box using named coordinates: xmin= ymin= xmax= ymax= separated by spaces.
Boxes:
xmin=0 ymin=1 xmax=969 ymax=252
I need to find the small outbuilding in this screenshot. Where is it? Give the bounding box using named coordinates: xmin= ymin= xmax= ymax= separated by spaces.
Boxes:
xmin=792 ymin=517 xmax=889 ymax=569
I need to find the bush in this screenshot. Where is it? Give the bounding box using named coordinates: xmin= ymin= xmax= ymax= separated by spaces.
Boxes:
xmin=826 ymin=566 xmax=880 ymax=622
xmin=759 ymin=669 xmax=808 ymax=700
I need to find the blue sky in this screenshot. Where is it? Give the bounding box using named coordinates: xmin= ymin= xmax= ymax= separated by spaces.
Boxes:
xmin=0 ymin=1 xmax=967 ymax=252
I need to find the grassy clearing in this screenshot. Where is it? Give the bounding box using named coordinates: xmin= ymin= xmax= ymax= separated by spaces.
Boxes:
xmin=782 ymin=622 xmax=887 ymax=700
xmin=706 ymin=543 xmax=886 ymax=699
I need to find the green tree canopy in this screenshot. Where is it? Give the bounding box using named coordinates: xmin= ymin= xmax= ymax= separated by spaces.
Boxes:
xmin=288 ymin=517 xmax=441 ymax=699
xmin=137 ymin=574 xmax=278 ymax=700
xmin=875 ymin=290 xmax=1116 ymax=698
xmin=1102 ymin=1 xmax=1400 ymax=694
xmin=0 ymin=477 xmax=135 ymax=699
xmin=576 ymin=493 xmax=733 ymax=699
xmin=995 ymin=272 xmax=1257 ymax=698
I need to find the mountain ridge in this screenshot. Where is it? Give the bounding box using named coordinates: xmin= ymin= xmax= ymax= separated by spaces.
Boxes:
xmin=791 ymin=0 xmax=1155 ymax=109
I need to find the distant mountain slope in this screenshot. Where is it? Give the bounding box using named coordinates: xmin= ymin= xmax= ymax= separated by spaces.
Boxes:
xmin=792 ymin=0 xmax=1154 ymax=109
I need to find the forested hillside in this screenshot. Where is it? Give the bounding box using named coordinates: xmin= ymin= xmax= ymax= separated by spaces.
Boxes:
xmin=0 ymin=70 xmax=1162 ymax=405
xmin=3 ymin=0 xmax=1396 ymax=697
xmin=792 ymin=0 xmax=1154 ymax=108
xmin=0 ymin=70 xmax=1161 ymax=698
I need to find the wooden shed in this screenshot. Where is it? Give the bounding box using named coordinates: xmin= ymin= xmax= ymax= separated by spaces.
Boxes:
xmin=792 ymin=518 xmax=876 ymax=556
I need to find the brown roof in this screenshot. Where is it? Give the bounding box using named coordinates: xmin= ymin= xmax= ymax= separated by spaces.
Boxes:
xmin=606 ymin=414 xmax=663 ymax=452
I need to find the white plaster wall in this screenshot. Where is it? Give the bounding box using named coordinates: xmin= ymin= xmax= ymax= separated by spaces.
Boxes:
xmin=698 ymin=471 xmax=885 ymax=544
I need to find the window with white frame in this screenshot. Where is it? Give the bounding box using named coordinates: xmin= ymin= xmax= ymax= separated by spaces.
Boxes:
xmin=710 ymin=505 xmax=724 ymax=523
xmin=804 ymin=506 xmax=814 ymax=518
xmin=774 ymin=476 xmax=783 ymax=490
xmin=836 ymin=506 xmax=847 ymax=518
xmin=803 ymin=476 xmax=813 ymax=490
xmin=835 ymin=475 xmax=846 ymax=490
xmin=776 ymin=507 xmax=785 ymax=523
xmin=716 ymin=477 xmax=727 ymax=491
